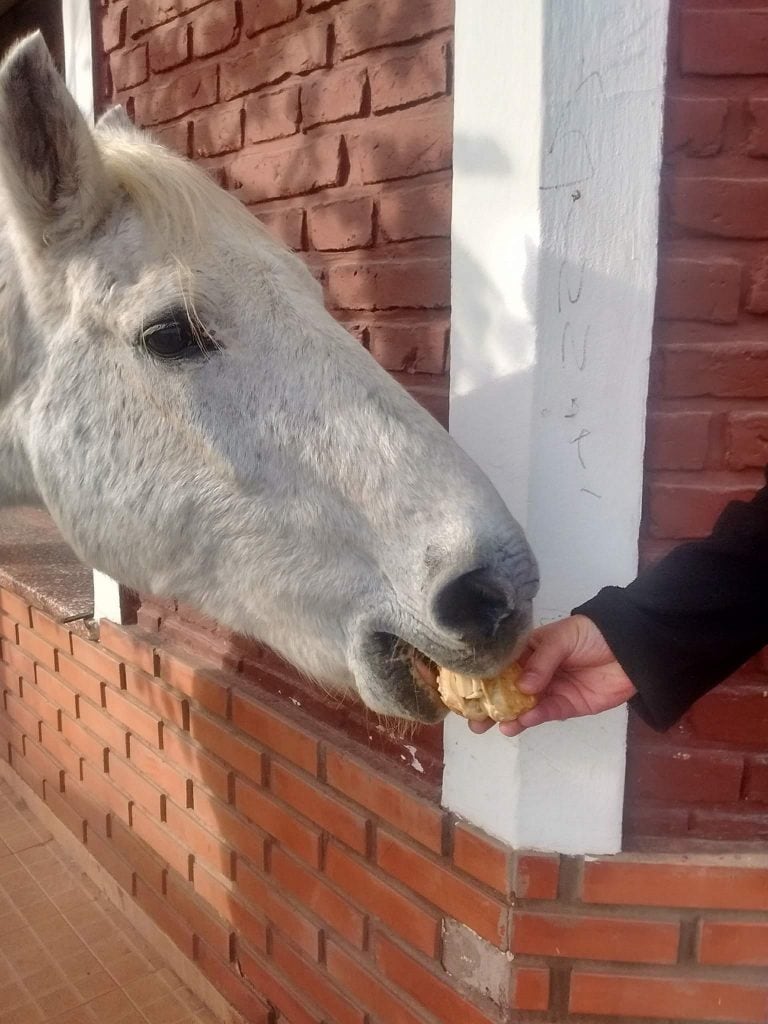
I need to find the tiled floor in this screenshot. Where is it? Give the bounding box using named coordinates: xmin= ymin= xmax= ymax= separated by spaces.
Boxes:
xmin=0 ymin=778 xmax=219 ymax=1024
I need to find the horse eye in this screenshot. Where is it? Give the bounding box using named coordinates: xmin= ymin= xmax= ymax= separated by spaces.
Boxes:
xmin=140 ymin=314 xmax=218 ymax=360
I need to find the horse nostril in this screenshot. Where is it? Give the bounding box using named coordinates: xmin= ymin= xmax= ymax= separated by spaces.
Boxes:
xmin=432 ymin=567 xmax=513 ymax=642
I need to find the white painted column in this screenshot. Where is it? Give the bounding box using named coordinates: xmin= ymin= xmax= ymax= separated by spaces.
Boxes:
xmin=62 ymin=0 xmax=124 ymax=623
xmin=444 ymin=0 xmax=669 ymax=854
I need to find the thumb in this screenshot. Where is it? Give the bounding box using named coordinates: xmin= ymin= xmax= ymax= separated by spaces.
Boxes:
xmin=517 ymin=620 xmax=580 ymax=694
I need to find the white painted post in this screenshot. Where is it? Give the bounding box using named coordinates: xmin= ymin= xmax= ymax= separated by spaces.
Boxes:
xmin=444 ymin=0 xmax=669 ymax=854
xmin=62 ymin=0 xmax=124 ymax=624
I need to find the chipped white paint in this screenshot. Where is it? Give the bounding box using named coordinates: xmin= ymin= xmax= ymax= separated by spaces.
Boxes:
xmin=445 ymin=0 xmax=669 ymax=854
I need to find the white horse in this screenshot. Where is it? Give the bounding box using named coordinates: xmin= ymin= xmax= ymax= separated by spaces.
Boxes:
xmin=0 ymin=34 xmax=538 ymax=723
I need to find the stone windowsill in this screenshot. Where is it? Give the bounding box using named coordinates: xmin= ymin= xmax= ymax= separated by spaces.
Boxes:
xmin=0 ymin=506 xmax=95 ymax=636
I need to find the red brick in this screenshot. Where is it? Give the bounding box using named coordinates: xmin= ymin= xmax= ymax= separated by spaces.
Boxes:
xmin=747 ymin=253 xmax=768 ymax=313
xmin=368 ymin=320 xmax=447 ymax=374
xmin=308 ymin=196 xmax=374 ymax=252
xmin=378 ymin=177 xmax=452 ymax=242
xmin=194 ymin=861 xmax=268 ymax=951
xmin=234 ymin=943 xmax=315 ymax=1024
xmin=18 ymin=680 xmax=59 ymax=732
xmin=726 ymin=411 xmax=768 ymax=470
xmin=0 ymin=612 xmax=17 ymax=644
xmin=270 ymin=846 xmax=366 ymax=947
xmin=229 ymin=134 xmax=344 ymax=203
xmin=2 ymin=640 xmax=35 ymax=683
xmin=192 ymin=787 xmax=266 ymax=871
xmin=244 ymin=85 xmax=299 ymax=144
xmin=688 ymin=686 xmax=768 ymax=746
xmin=582 ymin=859 xmax=768 ymax=911
xmin=681 ymin=9 xmax=768 ymax=76
xmin=110 ymin=813 xmax=166 ymax=891
xmin=326 ymin=256 xmax=450 ymax=311
xmin=375 ymin=934 xmax=495 ymax=1024
xmin=671 ymin=177 xmax=768 ymax=239
xmin=166 ymin=798 xmax=234 ymax=876
xmin=511 ymin=967 xmax=550 ymax=1011
xmin=656 ymin=257 xmax=740 ymax=324
xmin=665 ymin=95 xmax=727 ymax=157
xmin=699 ymin=919 xmax=768 ymax=966
xmin=513 ymin=910 xmax=679 ymax=964
xmin=231 ymin=691 xmax=317 ymax=774
xmin=347 ymin=101 xmax=453 ymax=184
xmin=127 ymin=0 xmax=209 ymax=37
xmin=378 ymin=831 xmax=507 ymax=947
xmin=271 ymin=933 xmax=365 ymax=1024
xmin=131 ymin=804 xmax=191 ymax=880
xmin=451 ymin=821 xmax=511 ymax=895
xmin=220 ymin=24 xmax=329 ymax=99
xmin=16 ymin=627 xmax=57 ymax=673
xmin=193 ymin=105 xmax=243 ymax=157
xmin=326 ymin=842 xmax=440 ymax=957
xmin=39 ymin=722 xmax=81 ymax=781
xmin=689 ymin=807 xmax=768 ymax=842
xmin=744 ymin=756 xmax=768 ymax=802
xmin=161 ymin=725 xmax=232 ymax=804
xmin=78 ymin=760 xmax=131 ymax=828
xmin=243 ymin=0 xmax=299 ymax=36
xmin=165 ymin=873 xmax=231 ymax=959
xmin=103 ymin=3 xmax=126 ymax=52
xmin=4 ymin=690 xmax=41 ymax=739
xmin=270 ymin=762 xmax=368 ymax=854
xmin=747 ymin=98 xmax=768 ymax=158
xmin=30 ymin=610 xmax=72 ymax=654
xmin=627 ymin=745 xmax=744 ymax=804
xmin=60 ymin=713 xmax=108 ymax=770
xmin=325 ymin=749 xmax=443 ymax=852
xmin=235 ymin=775 xmax=321 ymax=866
xmin=257 ymin=207 xmax=305 ymax=250
xmin=0 ymin=589 xmax=31 ymax=625
xmin=152 ymin=119 xmax=191 ymax=156
xmin=134 ymin=875 xmax=196 ymax=959
xmin=104 ymin=686 xmax=161 ymax=747
xmin=57 ymin=654 xmax=105 ymax=708
xmin=370 ymin=40 xmax=448 ymax=113
xmin=156 ymin=647 xmax=231 ymax=718
xmin=107 ymin=751 xmax=163 ymax=818
xmin=326 ymin=941 xmax=427 ymax=1024
xmin=122 ymin=663 xmax=186 ymax=730
xmin=98 ymin=622 xmax=157 ymax=677
xmin=111 ymin=43 xmax=149 ymax=91
xmin=237 ymin=857 xmax=320 ymax=959
xmin=188 ymin=706 xmax=260 ymax=782
xmin=336 ymin=0 xmax=453 ymax=58
xmin=661 ymin=343 xmax=768 ymax=399
xmin=193 ymin=0 xmax=239 ymax=57
xmin=126 ymin=735 xmax=188 ymax=807
xmin=302 ymin=66 xmax=367 ymax=129
xmin=133 ymin=67 xmax=218 ymax=126
xmin=570 ymin=969 xmax=768 ymax=1021
xmin=645 ymin=410 xmax=711 ymax=472
xmin=71 ymin=636 xmax=124 ymax=687
xmin=148 ymin=21 xmax=189 ymax=72
xmin=22 ymin=734 xmax=64 ymax=791
xmin=647 ymin=477 xmax=758 ymax=539
xmin=42 ymin=781 xmax=85 ymax=840
xmin=85 ymin=825 xmax=133 ymax=894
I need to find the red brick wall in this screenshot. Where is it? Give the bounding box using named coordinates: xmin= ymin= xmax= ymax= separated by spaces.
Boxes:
xmin=625 ymin=0 xmax=768 ymax=845
xmin=99 ymin=0 xmax=452 ymax=423
xmin=2 ymin=583 xmax=768 ymax=1023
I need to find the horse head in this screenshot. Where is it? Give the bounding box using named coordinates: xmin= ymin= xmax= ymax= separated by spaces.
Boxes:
xmin=0 ymin=34 xmax=538 ymax=722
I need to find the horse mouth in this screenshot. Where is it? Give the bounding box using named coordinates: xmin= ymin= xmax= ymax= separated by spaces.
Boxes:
xmin=364 ymin=631 xmax=447 ymax=723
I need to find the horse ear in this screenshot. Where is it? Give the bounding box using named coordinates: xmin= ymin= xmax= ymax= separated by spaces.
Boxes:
xmin=0 ymin=32 xmax=113 ymax=246
xmin=96 ymin=104 xmax=135 ymax=135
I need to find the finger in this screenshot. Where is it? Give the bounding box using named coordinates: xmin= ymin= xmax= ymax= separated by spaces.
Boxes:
xmin=517 ymin=621 xmax=579 ymax=694
xmin=468 ymin=718 xmax=496 ymax=734
xmin=516 ymin=692 xmax=579 ymax=728
xmin=498 ymin=719 xmax=525 ymax=738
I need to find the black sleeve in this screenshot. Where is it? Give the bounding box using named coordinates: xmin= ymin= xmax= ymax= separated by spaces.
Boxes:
xmin=573 ymin=472 xmax=768 ymax=731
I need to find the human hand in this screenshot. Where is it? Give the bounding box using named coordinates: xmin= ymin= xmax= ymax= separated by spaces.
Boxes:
xmin=469 ymin=614 xmax=637 ymax=738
